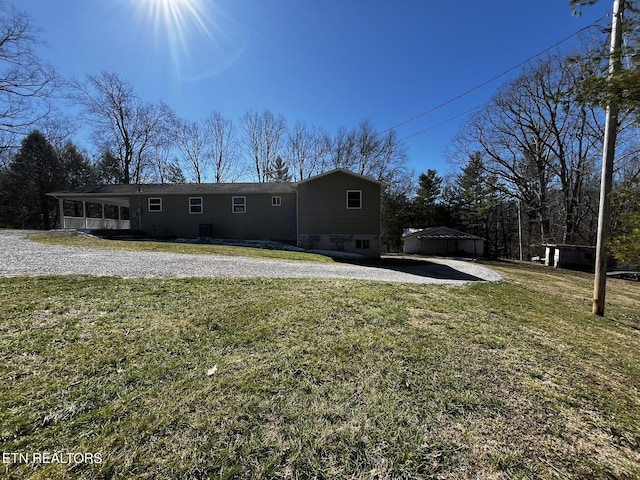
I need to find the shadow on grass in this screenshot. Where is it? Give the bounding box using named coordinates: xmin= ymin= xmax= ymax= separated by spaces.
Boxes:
xmin=332 ymin=255 xmax=487 ymax=282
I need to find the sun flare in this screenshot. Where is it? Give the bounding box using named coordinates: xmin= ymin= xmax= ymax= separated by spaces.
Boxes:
xmin=133 ymin=0 xmax=214 ymax=74
xmin=130 ymin=0 xmax=248 ymax=81
xmin=138 ymin=0 xmax=212 ymax=41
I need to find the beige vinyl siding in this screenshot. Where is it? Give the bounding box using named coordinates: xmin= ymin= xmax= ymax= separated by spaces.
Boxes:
xmin=297 ymin=171 xmax=380 ymax=235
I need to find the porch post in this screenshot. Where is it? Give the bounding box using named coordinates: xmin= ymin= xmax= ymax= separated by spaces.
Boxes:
xmin=83 ymin=201 xmax=87 ymax=229
xmin=58 ymin=198 xmax=65 ymax=229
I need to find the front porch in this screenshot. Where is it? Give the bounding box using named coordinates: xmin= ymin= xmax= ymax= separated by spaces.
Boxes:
xmin=57 ymin=198 xmax=131 ymax=231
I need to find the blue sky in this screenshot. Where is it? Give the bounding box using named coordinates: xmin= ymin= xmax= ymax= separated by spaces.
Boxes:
xmin=20 ymin=0 xmax=611 ymax=177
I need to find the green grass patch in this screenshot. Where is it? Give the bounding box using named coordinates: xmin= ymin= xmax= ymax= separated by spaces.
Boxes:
xmin=1 ymin=263 xmax=639 ymax=478
xmin=30 ymin=232 xmax=336 ymax=264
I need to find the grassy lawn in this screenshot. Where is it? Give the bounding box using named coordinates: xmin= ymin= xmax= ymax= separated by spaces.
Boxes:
xmin=30 ymin=232 xmax=337 ymax=264
xmin=0 ymin=263 xmax=639 ymax=478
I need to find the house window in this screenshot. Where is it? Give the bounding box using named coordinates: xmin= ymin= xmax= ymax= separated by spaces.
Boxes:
xmin=189 ymin=197 xmax=203 ymax=214
xmin=232 ymin=196 xmax=246 ymax=213
xmin=148 ymin=198 xmax=162 ymax=212
xmin=347 ymin=190 xmax=362 ymax=209
xmin=272 ymin=196 xmax=282 ymax=207
xmin=356 ymin=239 xmax=370 ymax=249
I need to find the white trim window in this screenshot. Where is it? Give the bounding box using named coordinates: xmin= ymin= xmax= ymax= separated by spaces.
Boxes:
xmin=232 ymin=196 xmax=246 ymax=213
xmin=346 ymin=190 xmax=362 ymax=209
xmin=272 ymin=196 xmax=282 ymax=207
xmin=148 ymin=197 xmax=162 ymax=212
xmin=189 ymin=197 xmax=203 ymax=214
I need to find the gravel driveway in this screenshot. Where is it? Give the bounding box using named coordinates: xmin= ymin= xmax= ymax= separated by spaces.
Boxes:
xmin=0 ymin=230 xmax=502 ymax=285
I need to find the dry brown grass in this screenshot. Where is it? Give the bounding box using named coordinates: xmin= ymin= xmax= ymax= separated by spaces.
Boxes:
xmin=1 ymin=263 xmax=639 ymax=478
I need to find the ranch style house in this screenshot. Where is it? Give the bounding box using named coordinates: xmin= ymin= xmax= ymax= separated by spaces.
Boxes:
xmin=48 ymin=169 xmax=385 ymax=257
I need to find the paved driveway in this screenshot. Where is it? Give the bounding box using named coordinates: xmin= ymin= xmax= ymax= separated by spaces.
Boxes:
xmin=0 ymin=230 xmax=502 ymax=285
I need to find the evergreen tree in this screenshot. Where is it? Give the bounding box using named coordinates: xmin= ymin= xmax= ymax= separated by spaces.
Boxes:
xmin=381 ymin=191 xmax=413 ymax=252
xmin=59 ymin=141 xmax=96 ymax=188
xmin=611 ymin=182 xmax=640 ymax=266
xmin=0 ymin=131 xmax=62 ymax=229
xmin=269 ymin=156 xmax=291 ymax=182
xmin=412 ymin=169 xmax=443 ymax=227
xmin=0 ymin=166 xmax=12 ymax=228
xmin=164 ymin=160 xmax=187 ymax=184
xmin=451 ymin=153 xmax=500 ymax=256
xmin=95 ymin=150 xmax=125 ymax=185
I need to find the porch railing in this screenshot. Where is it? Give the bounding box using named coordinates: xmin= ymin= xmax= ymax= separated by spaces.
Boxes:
xmin=62 ymin=216 xmax=131 ymax=230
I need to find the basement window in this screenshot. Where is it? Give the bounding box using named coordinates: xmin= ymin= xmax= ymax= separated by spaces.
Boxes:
xmin=355 ymin=239 xmax=370 ymax=249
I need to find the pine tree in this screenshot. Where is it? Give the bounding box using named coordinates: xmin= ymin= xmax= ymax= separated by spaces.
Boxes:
xmin=0 ymin=131 xmax=62 ymax=229
xmin=611 ymin=183 xmax=640 ymax=266
xmin=381 ymin=191 xmax=413 ymax=252
xmin=95 ymin=151 xmax=125 ymax=185
xmin=413 ymin=169 xmax=442 ymax=227
xmin=59 ymin=141 xmax=96 ymax=188
xmin=452 ymin=153 xmax=500 ymax=256
xmin=269 ymin=156 xmax=291 ymax=182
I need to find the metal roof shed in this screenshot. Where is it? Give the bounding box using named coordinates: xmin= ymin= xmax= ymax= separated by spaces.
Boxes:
xmin=402 ymin=227 xmax=485 ymax=257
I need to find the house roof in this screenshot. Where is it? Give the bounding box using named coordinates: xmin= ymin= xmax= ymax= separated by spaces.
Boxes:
xmin=544 ymin=243 xmax=595 ymax=250
xmin=47 ymin=182 xmax=297 ymax=208
xmin=297 ymin=168 xmax=386 ymax=186
xmin=49 ymin=182 xmax=297 ymax=198
xmin=402 ymin=227 xmax=485 ymax=241
xmin=48 ymin=168 xmax=388 ymax=204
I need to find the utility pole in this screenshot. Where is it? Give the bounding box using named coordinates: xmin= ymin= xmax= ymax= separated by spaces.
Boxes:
xmin=593 ymin=0 xmax=625 ymax=316
xmin=518 ymin=199 xmax=524 ymax=261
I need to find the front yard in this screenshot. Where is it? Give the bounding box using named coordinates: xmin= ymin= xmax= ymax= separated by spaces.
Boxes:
xmin=0 ymin=262 xmax=639 ymax=478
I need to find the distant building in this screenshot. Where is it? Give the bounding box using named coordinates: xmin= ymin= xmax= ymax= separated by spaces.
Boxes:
xmin=544 ymin=244 xmax=595 ymax=271
xmin=402 ymin=227 xmax=485 ymax=257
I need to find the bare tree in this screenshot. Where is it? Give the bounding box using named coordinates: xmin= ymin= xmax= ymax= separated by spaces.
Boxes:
xmin=72 ymin=71 xmax=172 ymax=184
xmin=174 ymin=117 xmax=209 ymax=183
xmin=326 ymin=126 xmax=357 ymax=172
xmin=241 ymin=110 xmax=286 ymax=182
xmin=0 ymin=3 xmax=58 ymax=150
xmin=450 ymin=53 xmax=604 ymax=246
xmin=204 ymin=112 xmax=239 ymax=182
xmin=149 ymin=121 xmax=184 ymax=184
xmin=286 ymin=121 xmax=330 ymax=181
xmin=36 ymin=115 xmax=79 ymax=154
xmin=326 ymin=120 xmax=408 ymax=185
xmin=368 ymin=128 xmax=409 ymax=185
xmin=354 ymin=119 xmax=383 ymax=176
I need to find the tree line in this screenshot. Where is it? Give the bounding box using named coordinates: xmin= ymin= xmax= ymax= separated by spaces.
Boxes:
xmin=0 ymin=1 xmax=638 ymax=265
xmin=383 ymin=41 xmax=640 ymax=263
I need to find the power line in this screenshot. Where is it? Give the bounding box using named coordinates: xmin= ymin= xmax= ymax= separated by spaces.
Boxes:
xmin=378 ymin=19 xmax=606 ymax=139
xmin=399 ymin=102 xmax=489 ymax=142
